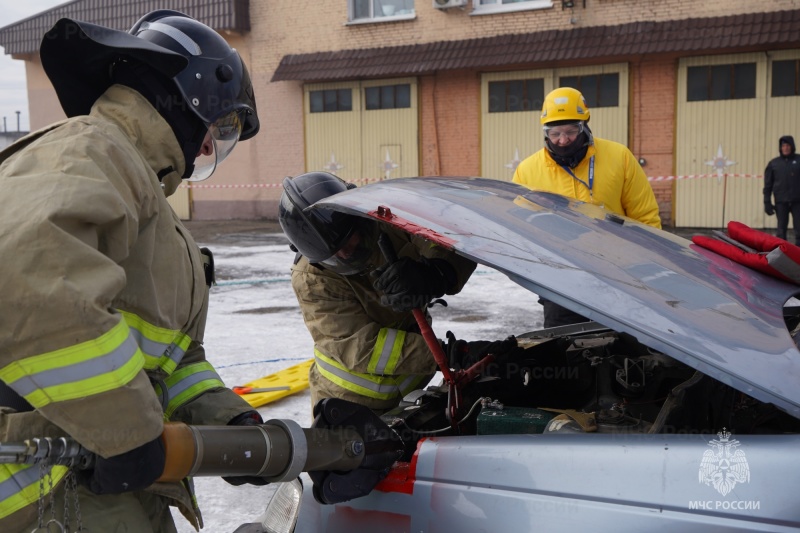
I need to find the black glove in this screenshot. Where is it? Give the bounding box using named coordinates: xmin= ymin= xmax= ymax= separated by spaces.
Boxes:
xmin=373 ymin=257 xmax=455 ymax=312
xmin=765 ymin=203 xmax=775 ymax=216
xmin=309 ymin=398 xmax=404 ymax=505
xmin=80 ymin=436 xmax=166 ymax=495
xmin=444 ymin=330 xmax=522 ymax=370
xmin=223 ymin=411 xmax=271 ymax=487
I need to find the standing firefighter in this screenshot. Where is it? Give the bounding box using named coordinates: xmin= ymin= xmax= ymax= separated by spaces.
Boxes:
xmin=0 ymin=11 xmax=267 ymax=531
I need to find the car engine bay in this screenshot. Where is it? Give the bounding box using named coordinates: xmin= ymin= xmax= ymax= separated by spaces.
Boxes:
xmin=382 ymin=320 xmax=800 ymax=461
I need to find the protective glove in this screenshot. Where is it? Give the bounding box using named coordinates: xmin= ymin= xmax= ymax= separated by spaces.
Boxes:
xmin=444 ymin=330 xmax=522 ymax=370
xmin=80 ymin=436 xmax=166 ymax=495
xmin=765 ymin=203 xmax=775 ymax=216
xmin=373 ymin=257 xmax=456 ymax=312
xmin=223 ymin=411 xmax=271 ymax=487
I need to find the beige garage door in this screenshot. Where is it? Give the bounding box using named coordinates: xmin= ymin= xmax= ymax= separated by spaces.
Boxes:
xmin=168 ymin=187 xmax=191 ymax=220
xmin=304 ymin=78 xmax=418 ymax=184
xmin=675 ymin=53 xmax=768 ymax=228
xmin=481 ymin=63 xmax=629 ymax=181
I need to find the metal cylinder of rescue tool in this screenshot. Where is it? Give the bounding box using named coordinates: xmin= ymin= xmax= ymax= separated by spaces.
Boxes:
xmin=157 ymin=421 xmax=364 ymax=482
xmin=301 ymin=428 xmax=364 ymax=472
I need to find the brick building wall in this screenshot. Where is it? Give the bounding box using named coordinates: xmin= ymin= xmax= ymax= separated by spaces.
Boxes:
xmin=255 ymin=0 xmax=800 ymax=55
xmin=432 ymin=70 xmax=482 ymax=177
xmin=237 ymin=0 xmax=798 ymax=223
xmin=8 ymin=0 xmax=799 ymax=220
xmin=630 ymin=56 xmax=679 ymax=225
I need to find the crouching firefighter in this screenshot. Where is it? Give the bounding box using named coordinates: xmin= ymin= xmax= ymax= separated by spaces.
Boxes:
xmin=0 ymin=11 xmax=268 ymax=532
xmin=280 ymin=172 xmax=494 ymax=413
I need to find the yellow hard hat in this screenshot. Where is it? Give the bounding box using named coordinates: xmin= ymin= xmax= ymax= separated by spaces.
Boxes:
xmin=540 ymin=87 xmax=590 ymax=125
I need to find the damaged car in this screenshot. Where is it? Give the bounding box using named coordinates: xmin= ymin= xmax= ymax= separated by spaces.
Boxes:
xmin=255 ymin=177 xmax=800 ymax=533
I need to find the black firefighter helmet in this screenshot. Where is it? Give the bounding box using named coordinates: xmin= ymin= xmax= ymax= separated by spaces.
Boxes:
xmin=40 ymin=10 xmax=259 ymax=181
xmin=279 ymin=172 xmax=375 ymax=276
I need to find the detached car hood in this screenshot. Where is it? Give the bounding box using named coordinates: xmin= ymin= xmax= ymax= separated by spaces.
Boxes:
xmin=314 ymin=177 xmax=800 ymax=417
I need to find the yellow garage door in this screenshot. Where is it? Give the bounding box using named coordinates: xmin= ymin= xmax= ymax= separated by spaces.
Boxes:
xmin=304 ymin=78 xmax=418 ymax=184
xmin=675 ymin=53 xmax=768 ymax=228
xmin=481 ymin=63 xmax=629 ymax=181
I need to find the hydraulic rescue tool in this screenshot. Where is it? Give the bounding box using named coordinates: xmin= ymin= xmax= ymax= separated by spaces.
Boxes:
xmin=0 ymin=399 xmax=404 ymax=491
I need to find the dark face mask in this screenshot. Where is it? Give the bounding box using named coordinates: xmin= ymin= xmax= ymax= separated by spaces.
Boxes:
xmin=546 ymin=132 xmax=590 ymax=168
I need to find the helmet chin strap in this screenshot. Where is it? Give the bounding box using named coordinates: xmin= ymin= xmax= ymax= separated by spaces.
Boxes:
xmin=111 ymin=60 xmax=206 ymax=180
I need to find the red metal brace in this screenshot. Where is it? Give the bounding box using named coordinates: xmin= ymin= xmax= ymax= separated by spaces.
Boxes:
xmin=372 ymin=208 xmax=489 ymax=432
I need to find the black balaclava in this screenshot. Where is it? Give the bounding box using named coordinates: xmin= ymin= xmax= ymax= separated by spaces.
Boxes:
xmin=111 ymin=59 xmax=208 ymax=180
xmin=779 ymin=135 xmax=796 ymax=158
xmin=545 ymin=121 xmax=593 ymax=169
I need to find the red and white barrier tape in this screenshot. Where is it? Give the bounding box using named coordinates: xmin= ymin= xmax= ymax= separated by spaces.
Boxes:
xmin=647 ymin=173 xmax=763 ymax=182
xmin=179 ymin=173 xmax=764 ymax=188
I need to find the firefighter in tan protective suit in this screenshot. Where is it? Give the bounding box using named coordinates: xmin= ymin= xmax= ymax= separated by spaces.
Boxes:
xmin=279 ymin=172 xmax=525 ymax=414
xmin=0 ymin=11 xmax=267 ymax=532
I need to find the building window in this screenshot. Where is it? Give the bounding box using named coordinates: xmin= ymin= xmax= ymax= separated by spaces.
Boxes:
xmin=686 ymin=63 xmax=756 ymax=101
xmin=559 ymin=74 xmax=619 ymax=108
xmin=772 ymin=59 xmax=800 ymax=97
xmin=488 ymin=78 xmax=544 ymax=113
xmin=472 ymin=0 xmax=552 ymax=15
xmin=350 ymin=0 xmax=414 ymax=21
xmin=365 ymin=84 xmax=411 ymax=110
xmin=310 ymin=89 xmax=353 ymax=113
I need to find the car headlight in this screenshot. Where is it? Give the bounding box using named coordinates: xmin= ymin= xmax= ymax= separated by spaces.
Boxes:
xmin=234 ymin=478 xmax=303 ymax=533
xmin=261 ymin=477 xmax=303 ymax=533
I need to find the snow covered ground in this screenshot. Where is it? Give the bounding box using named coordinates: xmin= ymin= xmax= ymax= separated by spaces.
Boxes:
xmin=174 ymin=226 xmax=541 ymax=532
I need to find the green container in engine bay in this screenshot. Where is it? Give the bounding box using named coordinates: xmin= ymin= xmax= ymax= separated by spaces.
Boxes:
xmin=476 ymin=405 xmax=557 ymax=435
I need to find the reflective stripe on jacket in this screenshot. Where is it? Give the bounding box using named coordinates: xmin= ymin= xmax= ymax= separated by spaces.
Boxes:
xmin=0 ymin=465 xmax=68 ymax=519
xmin=512 ymin=137 xmax=661 ymax=229
xmin=0 ymin=318 xmax=144 ymax=409
xmin=122 ymin=310 xmax=192 ymax=375
xmin=314 ymin=339 xmax=427 ymax=401
xmin=154 ymin=362 xmax=226 ymax=418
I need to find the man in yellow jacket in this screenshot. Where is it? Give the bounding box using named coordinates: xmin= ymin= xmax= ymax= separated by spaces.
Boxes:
xmin=0 ymin=11 xmax=265 ymax=532
xmin=513 ymin=87 xmax=661 ymax=327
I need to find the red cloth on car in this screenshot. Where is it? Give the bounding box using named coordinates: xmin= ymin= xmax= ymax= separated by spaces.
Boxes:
xmin=692 ymin=221 xmax=800 ymax=284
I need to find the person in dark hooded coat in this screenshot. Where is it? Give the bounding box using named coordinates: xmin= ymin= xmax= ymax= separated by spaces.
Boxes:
xmin=764 ymin=135 xmax=800 ymax=245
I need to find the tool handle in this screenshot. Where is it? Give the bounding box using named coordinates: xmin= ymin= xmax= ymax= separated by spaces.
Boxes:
xmin=233 ymin=386 xmax=291 ymax=395
xmin=377 ymin=233 xmax=454 ymax=383
xmin=377 ymin=232 xmax=398 ymax=263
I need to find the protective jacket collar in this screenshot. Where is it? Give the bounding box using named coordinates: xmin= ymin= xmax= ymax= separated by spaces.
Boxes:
xmin=91 ymin=85 xmax=186 ymax=195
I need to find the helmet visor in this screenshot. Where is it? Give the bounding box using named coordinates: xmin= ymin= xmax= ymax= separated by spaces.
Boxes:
xmin=187 ymin=109 xmax=245 ymax=181
xmin=317 ymin=225 xmax=375 ymax=276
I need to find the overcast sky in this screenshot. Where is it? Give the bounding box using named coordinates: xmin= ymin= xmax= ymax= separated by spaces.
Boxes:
xmin=0 ymin=0 xmax=68 ymax=133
